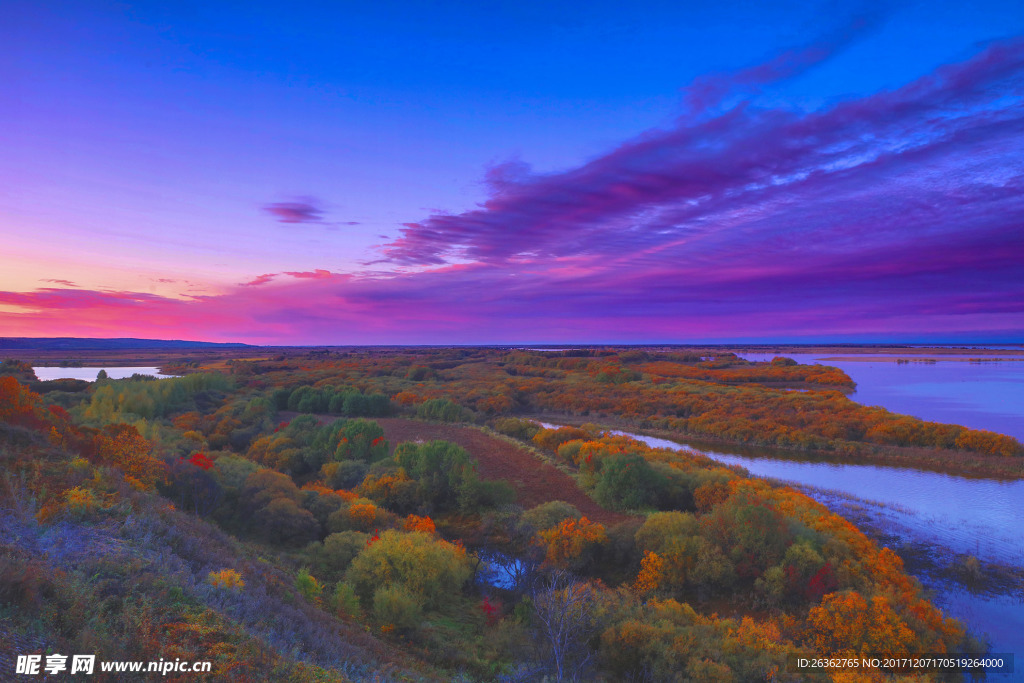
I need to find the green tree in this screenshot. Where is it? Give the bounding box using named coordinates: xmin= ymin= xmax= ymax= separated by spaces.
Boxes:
xmin=345 ymin=530 xmax=472 ymax=609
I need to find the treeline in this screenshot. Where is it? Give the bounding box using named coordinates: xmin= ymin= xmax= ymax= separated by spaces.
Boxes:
xmin=84 ymin=372 xmax=232 ymax=421
xmin=270 ymin=385 xmax=392 ymax=417
xmin=638 ymin=358 xmax=855 ymax=387
xmin=270 ymin=350 xmax=1020 ymax=459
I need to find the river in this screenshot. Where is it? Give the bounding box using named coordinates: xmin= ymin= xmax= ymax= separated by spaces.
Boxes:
xmin=615 ymin=429 xmax=1023 ymax=675
xmin=539 ymin=420 xmax=1022 ymax=675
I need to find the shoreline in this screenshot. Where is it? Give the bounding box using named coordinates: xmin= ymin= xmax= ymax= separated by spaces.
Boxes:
xmin=531 ymin=413 xmax=1024 ymax=481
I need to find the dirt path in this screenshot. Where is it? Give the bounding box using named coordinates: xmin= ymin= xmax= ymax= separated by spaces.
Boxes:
xmin=371 ymin=418 xmax=633 ymax=527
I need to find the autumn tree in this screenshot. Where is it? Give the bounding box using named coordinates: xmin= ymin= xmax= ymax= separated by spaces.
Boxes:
xmin=345 ymin=529 xmax=472 ymax=609
xmin=392 ymin=439 xmax=475 ymax=511
xmin=0 ymin=377 xmax=46 ymax=430
xmin=94 ymin=423 xmax=164 ymax=488
xmin=808 ymin=590 xmax=917 ymax=658
xmin=333 ymin=419 xmax=388 ymax=463
xmin=538 ymin=516 xmax=607 ymax=571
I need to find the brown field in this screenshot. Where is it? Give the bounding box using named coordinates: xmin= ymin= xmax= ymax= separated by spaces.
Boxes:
xmin=371 ymin=418 xmax=634 ymax=526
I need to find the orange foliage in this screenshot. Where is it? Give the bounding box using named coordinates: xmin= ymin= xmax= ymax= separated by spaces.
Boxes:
xmin=358 ymin=471 xmax=413 ymax=502
xmin=348 ymin=502 xmax=378 ymax=530
xmin=640 ymin=360 xmax=854 ymax=387
xmin=0 ymin=377 xmax=46 ymax=430
xmin=538 ymin=515 xmax=607 ymax=568
xmin=736 ymin=616 xmax=785 ymax=656
xmin=93 ymin=423 xmax=165 ymax=488
xmin=402 ymin=514 xmax=436 ymax=534
xmin=693 ymin=481 xmax=731 ymax=513
xmin=633 ymin=550 xmax=666 ymax=596
xmin=172 ymin=411 xmax=202 ymax=431
xmin=808 ymin=591 xmax=917 ymax=657
xmin=393 ymin=391 xmax=424 ymax=406
xmin=301 ymin=482 xmax=336 ymax=496
xmin=533 ymin=426 xmax=591 ymax=452
xmin=954 ymin=428 xmax=1021 ymax=457
xmin=207 ymin=569 xmax=245 ymax=590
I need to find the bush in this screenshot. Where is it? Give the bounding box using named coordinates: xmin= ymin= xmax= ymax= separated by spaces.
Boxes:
xmin=341 ymin=392 xmax=392 ymax=417
xmin=346 ymin=530 xmax=473 ymax=609
xmin=325 ymin=497 xmax=385 ymax=533
xmin=334 ymin=419 xmax=388 ymax=463
xmin=493 ymin=417 xmax=540 ymax=440
xmin=255 ymin=497 xmax=319 ymax=545
xmin=593 ymin=453 xmax=667 ymax=510
xmin=538 ymin=516 xmax=607 ymax=571
xmin=296 ymin=568 xmax=324 ymax=603
xmin=416 ymin=398 xmax=466 ymax=422
xmin=393 ymin=440 xmax=476 ymax=512
xmin=700 ymin=495 xmax=792 ymax=581
xmin=532 ymin=426 xmax=591 ymax=452
xmin=207 ymin=569 xmax=244 ymax=591
xmin=522 ymin=501 xmax=582 ymax=531
xmin=458 ymin=476 xmax=516 ymax=514
xmin=322 ymin=459 xmax=368 ymax=489
xmin=331 ymin=581 xmax=361 ymax=618
xmin=63 ymin=486 xmax=100 ymax=518
xmin=635 ymin=512 xmax=699 ymax=555
xmin=373 ymin=584 xmax=423 ymax=631
xmin=305 ymin=531 xmax=368 ymax=582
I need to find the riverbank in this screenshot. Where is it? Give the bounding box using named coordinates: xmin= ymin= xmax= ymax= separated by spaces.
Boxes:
xmin=794 ymin=484 xmax=1024 ymax=666
xmin=528 ymin=412 xmax=1024 ymax=480
xmin=565 ymin=420 xmax=1024 ymax=667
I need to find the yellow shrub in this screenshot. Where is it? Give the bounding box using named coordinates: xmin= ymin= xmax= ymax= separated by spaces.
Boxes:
xmin=64 ymin=486 xmax=99 ymax=516
xmin=207 ymin=569 xmax=245 ymax=590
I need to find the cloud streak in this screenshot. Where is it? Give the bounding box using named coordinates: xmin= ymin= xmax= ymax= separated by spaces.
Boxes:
xmin=4 ymin=37 xmax=1024 ymax=344
xmin=263 ymin=199 xmax=325 ymax=224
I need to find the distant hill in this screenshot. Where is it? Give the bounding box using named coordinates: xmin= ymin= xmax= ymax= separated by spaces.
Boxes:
xmin=0 ymin=337 xmax=253 ymax=350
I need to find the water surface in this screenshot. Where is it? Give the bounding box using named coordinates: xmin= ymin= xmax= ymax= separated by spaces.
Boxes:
xmin=614 ymin=430 xmax=1024 ymax=566
xmin=610 ymin=427 xmax=1024 ymax=666
xmin=737 ymin=352 xmax=1024 ymax=442
xmin=33 ymin=366 xmax=173 ymax=381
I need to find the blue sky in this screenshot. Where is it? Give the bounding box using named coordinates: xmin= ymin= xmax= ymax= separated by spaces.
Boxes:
xmin=2 ymin=0 xmax=1023 ymax=343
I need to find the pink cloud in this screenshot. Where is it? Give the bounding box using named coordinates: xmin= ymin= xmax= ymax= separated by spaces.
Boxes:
xmin=284 ymin=269 xmax=337 ymax=280
xmin=243 ymin=273 xmax=277 ymax=287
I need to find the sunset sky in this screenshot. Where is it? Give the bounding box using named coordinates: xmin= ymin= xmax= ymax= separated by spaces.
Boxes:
xmin=3 ymin=0 xmax=1023 ymax=344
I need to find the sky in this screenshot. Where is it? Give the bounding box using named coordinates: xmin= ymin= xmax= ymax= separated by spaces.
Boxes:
xmin=2 ymin=0 xmax=1023 ymax=345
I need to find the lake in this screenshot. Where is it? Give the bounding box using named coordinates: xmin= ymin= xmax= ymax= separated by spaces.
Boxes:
xmin=737 ymin=352 xmax=1024 ymax=442
xmin=33 ymin=366 xmax=174 ymax=381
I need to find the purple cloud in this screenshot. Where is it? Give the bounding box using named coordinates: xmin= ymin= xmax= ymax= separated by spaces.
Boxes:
xmin=681 ymin=11 xmax=883 ymax=117
xmin=383 ymin=38 xmax=1024 ymax=271
xmin=263 ymin=199 xmax=325 ymax=224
